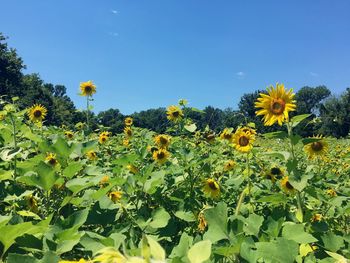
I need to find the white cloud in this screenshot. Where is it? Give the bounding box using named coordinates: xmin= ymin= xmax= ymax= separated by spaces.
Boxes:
xmin=310 ymin=72 xmax=319 ymax=77
xmin=236 ymin=71 xmax=246 ymax=79
xmin=108 ymin=32 xmax=119 ymax=37
xmin=111 ymin=9 xmax=118 ymax=14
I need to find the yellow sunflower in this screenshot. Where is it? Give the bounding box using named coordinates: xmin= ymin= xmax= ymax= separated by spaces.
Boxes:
xmin=232 ymin=129 xmax=255 ymax=153
xmin=99 ymin=175 xmax=110 ymax=186
xmin=203 ymin=178 xmax=220 ymax=198
xmin=124 ymin=127 xmax=132 ymax=137
xmin=123 ymin=138 xmax=130 ymax=147
xmin=99 ymin=133 xmax=109 ymax=144
xmin=75 ymin=122 xmax=85 ymax=130
xmin=108 ymin=191 xmax=123 ymax=203
xmin=304 ymin=136 xmax=328 ymax=159
xmin=198 ymin=212 xmax=207 ymax=232
xmin=147 ymin=145 xmax=159 ymax=153
xmin=326 ymin=188 xmax=337 ymax=197
xmin=152 ymin=148 xmax=170 ymax=164
xmin=311 ymin=213 xmax=323 ymax=223
xmin=239 ymin=126 xmax=257 ymax=136
xmin=80 ymin=80 xmax=96 ymax=96
xmin=154 ymin=134 xmax=171 ymax=148
xmin=124 ymin=117 xmax=133 ymax=126
xmin=255 ymin=83 xmax=296 ymax=126
xmin=126 ymin=164 xmax=138 ymax=174
xmin=220 ymin=128 xmax=234 ymax=141
xmin=224 ymin=160 xmax=236 ymax=171
xmin=46 ymin=152 xmax=59 ymax=166
xmin=86 ymin=150 xmax=97 ymax=160
xmin=26 ymin=195 xmax=38 ymax=213
xmin=266 ymin=166 xmax=284 ymax=182
xmin=280 ymin=176 xmax=295 ymax=194
xmin=59 ymin=258 xmax=88 ymax=263
xmin=166 ymin=105 xmax=184 ymax=122
xmin=64 ymin=131 xmax=74 ymax=140
xmin=27 ymin=104 xmax=47 ymax=123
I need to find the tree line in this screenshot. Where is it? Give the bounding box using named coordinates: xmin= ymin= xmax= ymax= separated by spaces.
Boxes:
xmin=1 ymin=33 xmax=350 ymax=137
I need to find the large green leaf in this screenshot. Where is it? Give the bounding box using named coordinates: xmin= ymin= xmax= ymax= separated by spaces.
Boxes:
xmin=282 ymin=223 xmax=318 ymax=243
xmin=255 ymin=237 xmax=298 ymax=263
xmin=243 ymin=213 xmax=264 ymax=236
xmin=148 ymin=207 xmax=171 ymax=229
xmin=321 ymin=233 xmax=344 ymax=252
xmin=17 ymin=161 xmax=59 ymax=191
xmin=203 ymin=202 xmax=229 ymax=243
xmin=187 ymin=240 xmax=212 ymax=263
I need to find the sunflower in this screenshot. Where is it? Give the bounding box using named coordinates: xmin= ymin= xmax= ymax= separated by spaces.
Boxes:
xmin=64 ymin=131 xmax=74 ymax=140
xmin=108 ymin=191 xmax=123 ymax=203
xmin=124 ymin=117 xmax=133 ymax=126
xmin=27 ymin=104 xmax=47 ymax=123
xmin=75 ymin=122 xmax=85 ymax=130
xmin=224 ymin=160 xmax=236 ymax=171
xmin=232 ymin=129 xmax=255 ymax=153
xmin=203 ymin=178 xmax=220 ymax=198
xmin=46 ymin=152 xmax=59 ymax=166
xmin=152 ymin=148 xmax=170 ymax=164
xmin=280 ymin=176 xmax=295 ymax=194
xmin=166 ymin=105 xmax=184 ymax=122
xmin=80 ymin=80 xmax=96 ymax=96
xmin=126 ymin=164 xmax=138 ymax=174
xmin=86 ymin=150 xmax=97 ymax=161
xmin=266 ymin=166 xmax=284 ymax=182
xmin=123 ymin=138 xmax=129 ymax=147
xmin=239 ymin=126 xmax=257 ymax=136
xmin=26 ymin=195 xmax=38 ymax=213
xmin=59 ymin=258 xmax=88 ymax=263
xmin=154 ymin=134 xmax=171 ymax=148
xmin=311 ymin=213 xmax=323 ymax=223
xmin=255 ymin=83 xmax=296 ymax=126
xmin=99 ymin=133 xmax=109 ymax=144
xmin=124 ymin=127 xmax=132 ymax=137
xmin=204 ymin=131 xmax=216 ymax=143
xmin=99 ymin=175 xmax=110 ymax=187
xmin=326 ymin=188 xmax=337 ymax=197
xmin=220 ymin=128 xmax=234 ymax=141
xmin=198 ymin=212 xmax=207 ymax=232
xmin=304 ymin=136 xmax=328 ymax=159
xmin=147 ymin=145 xmax=159 ymax=153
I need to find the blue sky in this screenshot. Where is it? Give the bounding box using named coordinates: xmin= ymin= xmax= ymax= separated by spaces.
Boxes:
xmin=1 ymin=0 xmax=350 ymax=114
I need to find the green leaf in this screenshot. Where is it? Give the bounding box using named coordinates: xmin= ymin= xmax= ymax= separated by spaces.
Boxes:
xmin=321 ymin=233 xmax=344 ymax=252
xmin=291 ymin=114 xmax=311 ymax=128
xmin=187 ymin=240 xmax=212 ymax=263
xmin=282 ymin=223 xmax=318 ymax=243
xmin=146 ymin=235 xmax=166 ymax=261
xmin=63 ymin=162 xmax=83 ymax=178
xmin=17 ymin=161 xmax=59 ymax=191
xmin=257 ymin=193 xmax=287 ymax=204
xmin=184 ymin=123 xmax=197 ymax=133
xmin=148 ymin=208 xmax=171 ymax=229
xmin=175 ymin=211 xmax=196 ymax=222
xmin=6 ymin=254 xmax=37 ymax=263
xmin=204 ymin=202 xmax=229 ymax=243
xmin=243 ymin=213 xmax=264 ymax=236
xmin=170 ymin=232 xmax=193 ymax=259
xmin=255 ymin=237 xmax=299 ymax=263
xmin=0 ymin=170 xmax=13 ymax=181
xmin=263 ymin=131 xmax=288 ymax=139
xmin=144 ymin=170 xmax=165 ymax=194
xmin=302 ymin=137 xmax=321 ymax=145
xmin=0 ymin=147 xmax=22 ymax=161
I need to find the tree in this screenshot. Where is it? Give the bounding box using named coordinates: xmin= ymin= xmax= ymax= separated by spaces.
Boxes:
xmin=295 ymin=86 xmax=331 ymax=115
xmin=97 ymin=108 xmax=125 ymax=134
xmin=0 ymin=33 xmax=25 ymax=98
xmin=132 ymin=108 xmax=168 ymax=133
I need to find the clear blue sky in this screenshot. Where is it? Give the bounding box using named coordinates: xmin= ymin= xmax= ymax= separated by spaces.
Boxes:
xmin=1 ymin=0 xmax=350 ymax=114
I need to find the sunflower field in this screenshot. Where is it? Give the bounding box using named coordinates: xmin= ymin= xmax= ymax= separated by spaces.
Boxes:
xmin=0 ymin=83 xmax=349 ymax=263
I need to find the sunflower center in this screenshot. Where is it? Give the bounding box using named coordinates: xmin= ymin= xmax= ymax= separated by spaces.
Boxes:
xmin=311 ymin=142 xmax=323 ymax=152
xmin=270 ymin=167 xmax=281 ymax=175
xmin=157 ymin=152 xmax=165 ymax=159
xmin=285 ymin=181 xmax=294 ymax=190
xmin=160 ymin=137 xmax=168 ymax=145
xmin=208 ymin=181 xmax=218 ymax=190
xmin=49 ymin=158 xmax=57 ymax=165
xmin=172 ymin=111 xmax=180 ymax=117
xmin=33 ymin=110 xmax=42 ymax=118
xmin=270 ymin=99 xmax=286 ymax=115
xmin=84 ymin=86 xmax=92 ymax=93
xmin=238 ymin=136 xmax=249 ymax=146
xmin=224 ymin=133 xmax=232 ymax=140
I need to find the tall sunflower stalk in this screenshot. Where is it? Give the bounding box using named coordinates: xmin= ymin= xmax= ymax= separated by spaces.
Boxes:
xmin=80 ymin=80 xmax=96 ymax=133
xmin=255 ymin=83 xmax=307 ymax=221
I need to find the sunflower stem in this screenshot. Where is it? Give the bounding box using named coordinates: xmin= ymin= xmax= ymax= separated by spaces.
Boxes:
xmin=235 ymin=187 xmax=247 ymax=216
xmin=86 ymin=96 xmax=90 ymax=133
xmin=9 ymin=114 xmax=18 ymax=178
